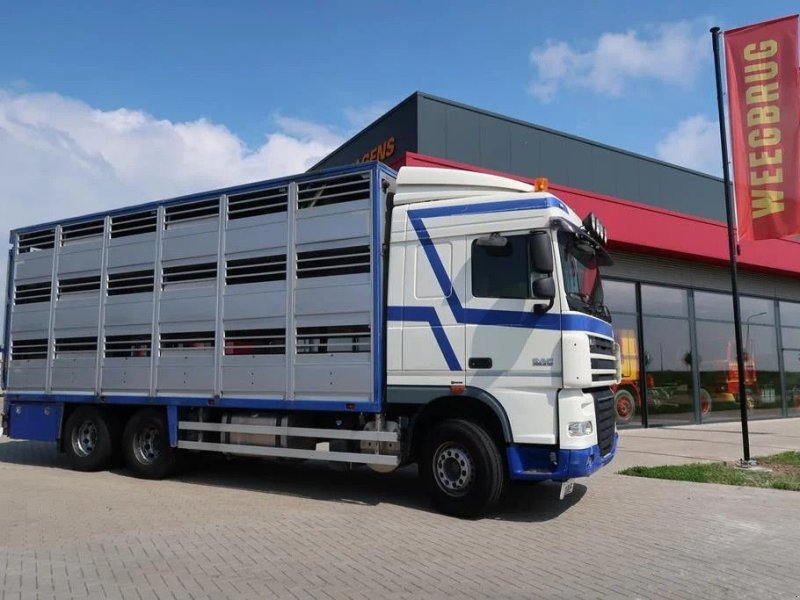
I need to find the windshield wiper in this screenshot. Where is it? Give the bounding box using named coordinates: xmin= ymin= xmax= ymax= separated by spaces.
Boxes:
xmin=566 ymin=292 xmax=611 ymax=322
xmin=566 ymin=291 xmax=592 ymax=310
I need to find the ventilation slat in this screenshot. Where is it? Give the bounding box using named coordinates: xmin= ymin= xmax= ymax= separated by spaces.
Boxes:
xmin=11 ymin=338 xmax=48 ymax=360
xmin=296 ymin=245 xmax=370 ymax=279
xmin=105 ymin=334 xmax=152 ymax=357
xmin=297 ymin=173 xmax=370 ymax=209
xmin=111 ymin=211 xmax=157 ymax=238
xmin=108 ymin=269 xmax=155 ymax=296
xmin=15 ymin=281 xmax=51 ymax=305
xmin=296 ymin=325 xmax=370 ymax=354
xmin=162 ymin=263 xmax=217 ymax=286
xmin=59 ymin=275 xmax=101 ymax=297
xmin=226 ymin=255 xmax=286 ymax=285
xmin=165 ymin=199 xmax=219 ymax=227
xmin=55 ymin=336 xmax=97 ymax=356
xmin=160 ymin=331 xmax=215 ymax=351
xmin=228 ymin=187 xmax=288 ymax=220
xmin=62 ymin=219 xmax=104 ymax=244
xmin=224 ymin=328 xmax=286 ymax=355
xmin=18 ymin=229 xmax=55 ymax=253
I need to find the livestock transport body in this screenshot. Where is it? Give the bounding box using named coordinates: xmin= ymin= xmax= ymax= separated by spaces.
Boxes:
xmin=1 ymin=162 xmax=619 ymax=517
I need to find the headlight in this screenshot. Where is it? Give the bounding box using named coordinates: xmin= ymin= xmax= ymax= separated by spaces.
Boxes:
xmin=568 ymin=420 xmax=594 ymax=436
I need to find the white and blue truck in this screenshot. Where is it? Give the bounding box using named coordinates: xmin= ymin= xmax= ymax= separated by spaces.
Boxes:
xmin=1 ymin=162 xmax=618 ymax=517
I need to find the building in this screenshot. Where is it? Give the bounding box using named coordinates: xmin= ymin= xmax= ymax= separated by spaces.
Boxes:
xmin=311 ymin=92 xmax=800 ymax=427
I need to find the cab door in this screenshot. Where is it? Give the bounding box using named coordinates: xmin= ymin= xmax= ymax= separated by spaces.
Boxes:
xmin=398 ymin=233 xmax=466 ymax=384
xmin=464 ymin=231 xmax=562 ymax=445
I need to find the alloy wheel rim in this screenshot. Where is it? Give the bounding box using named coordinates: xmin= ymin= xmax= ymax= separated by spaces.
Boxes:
xmin=433 ymin=442 xmax=474 ymax=497
xmin=71 ymin=419 xmax=98 ymax=457
xmin=133 ymin=426 xmax=161 ymax=465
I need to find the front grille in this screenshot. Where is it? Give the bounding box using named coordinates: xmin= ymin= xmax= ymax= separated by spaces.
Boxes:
xmin=591 ymin=388 xmax=615 ymax=456
xmin=589 ymin=335 xmax=617 ymax=384
xmin=589 ymin=336 xmax=614 ymax=355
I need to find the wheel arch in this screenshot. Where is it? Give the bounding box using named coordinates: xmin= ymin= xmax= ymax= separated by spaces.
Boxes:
xmin=387 ymin=385 xmax=512 ymax=461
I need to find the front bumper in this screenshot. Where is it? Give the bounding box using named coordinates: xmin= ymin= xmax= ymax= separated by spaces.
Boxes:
xmin=506 ymin=433 xmax=618 ymax=482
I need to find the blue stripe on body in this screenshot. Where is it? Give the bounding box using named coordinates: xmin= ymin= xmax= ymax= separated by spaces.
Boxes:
xmin=371 ymin=167 xmax=384 ymax=407
xmin=386 ymin=306 xmax=462 ymax=371
xmin=6 ymin=393 xmax=382 ymax=413
xmin=3 ymin=248 xmax=14 ymax=392
xmin=388 ymin=195 xmax=612 ymax=370
xmin=408 ymin=197 xmax=569 ymax=220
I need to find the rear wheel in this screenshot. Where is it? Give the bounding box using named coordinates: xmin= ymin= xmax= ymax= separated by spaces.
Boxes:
xmin=63 ymin=406 xmax=115 ymax=472
xmin=700 ymin=388 xmax=713 ymax=417
xmin=419 ymin=419 xmax=505 ymax=518
xmin=123 ymin=409 xmax=177 ymax=479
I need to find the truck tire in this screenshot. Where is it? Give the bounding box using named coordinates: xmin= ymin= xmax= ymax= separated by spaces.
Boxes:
xmin=700 ymin=388 xmax=713 ymax=416
xmin=614 ymin=388 xmax=637 ymax=423
xmin=122 ymin=408 xmax=177 ymax=479
xmin=63 ymin=406 xmax=116 ymax=472
xmin=420 ymin=419 xmax=505 ymax=518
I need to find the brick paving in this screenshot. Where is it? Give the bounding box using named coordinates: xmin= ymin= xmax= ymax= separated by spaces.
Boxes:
xmin=1 ymin=431 xmax=799 ymax=599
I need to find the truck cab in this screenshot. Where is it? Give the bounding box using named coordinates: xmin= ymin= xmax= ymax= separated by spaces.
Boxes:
xmin=385 ymin=168 xmax=618 ymax=513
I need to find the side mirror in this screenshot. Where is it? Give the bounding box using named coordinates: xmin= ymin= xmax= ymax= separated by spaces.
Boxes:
xmin=529 ymin=231 xmax=553 ymax=273
xmin=533 ymin=277 xmax=555 ymax=314
xmin=533 ymin=276 xmax=555 ymax=300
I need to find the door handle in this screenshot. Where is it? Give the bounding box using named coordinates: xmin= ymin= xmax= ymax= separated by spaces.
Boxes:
xmin=468 ymin=357 xmax=493 ymax=369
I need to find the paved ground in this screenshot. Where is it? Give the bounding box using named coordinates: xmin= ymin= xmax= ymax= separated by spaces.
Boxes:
xmin=1 ymin=419 xmax=799 ymax=600
xmin=615 ymin=417 xmax=800 ymax=469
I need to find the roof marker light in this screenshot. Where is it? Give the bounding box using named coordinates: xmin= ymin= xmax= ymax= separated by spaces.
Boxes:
xmin=533 ymin=177 xmax=549 ymax=192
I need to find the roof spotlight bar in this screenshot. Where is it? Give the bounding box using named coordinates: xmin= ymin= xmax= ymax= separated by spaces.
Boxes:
xmin=582 ymin=212 xmax=608 ymax=246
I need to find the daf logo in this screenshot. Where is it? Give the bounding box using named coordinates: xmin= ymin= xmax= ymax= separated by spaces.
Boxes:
xmin=532 ymin=357 xmax=554 ymax=367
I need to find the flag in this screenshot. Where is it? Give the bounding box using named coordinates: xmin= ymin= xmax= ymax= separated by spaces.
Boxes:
xmin=724 ymin=15 xmax=800 ymax=240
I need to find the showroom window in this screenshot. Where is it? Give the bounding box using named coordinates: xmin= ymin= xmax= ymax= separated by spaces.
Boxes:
xmin=780 ymin=301 xmax=800 ymax=417
xmin=695 ymin=291 xmax=782 ymax=422
xmin=604 ymin=280 xmax=641 ymax=428
xmin=640 ymin=285 xmax=695 ymax=426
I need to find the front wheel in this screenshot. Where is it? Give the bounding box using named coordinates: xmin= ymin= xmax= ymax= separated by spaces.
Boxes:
xmin=122 ymin=409 xmax=177 ymax=479
xmin=419 ymin=419 xmax=505 ymax=518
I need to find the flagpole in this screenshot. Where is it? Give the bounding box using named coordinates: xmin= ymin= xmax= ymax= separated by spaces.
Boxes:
xmin=710 ymin=26 xmax=753 ymax=465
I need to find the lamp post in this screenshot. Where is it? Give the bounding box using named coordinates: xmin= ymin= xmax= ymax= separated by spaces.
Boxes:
xmin=740 ymin=311 xmax=767 ymax=415
xmin=744 ymin=312 xmax=767 ymax=357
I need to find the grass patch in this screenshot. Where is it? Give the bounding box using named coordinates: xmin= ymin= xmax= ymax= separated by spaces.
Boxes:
xmin=620 ymin=451 xmax=800 ymax=491
xmin=758 ymin=451 xmax=800 ymax=465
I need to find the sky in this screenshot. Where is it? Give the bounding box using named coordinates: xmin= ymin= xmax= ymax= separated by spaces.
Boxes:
xmin=0 ymin=0 xmax=798 ymax=242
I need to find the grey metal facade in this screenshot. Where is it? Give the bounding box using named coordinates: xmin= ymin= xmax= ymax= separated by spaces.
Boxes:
xmin=606 ymin=252 xmax=800 ymax=303
xmin=313 ymin=95 xmax=418 ymax=171
xmin=313 ymin=92 xmax=727 ymax=222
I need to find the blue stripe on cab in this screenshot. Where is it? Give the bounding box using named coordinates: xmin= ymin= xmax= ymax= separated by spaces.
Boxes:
xmin=387 ymin=195 xmax=613 ymax=370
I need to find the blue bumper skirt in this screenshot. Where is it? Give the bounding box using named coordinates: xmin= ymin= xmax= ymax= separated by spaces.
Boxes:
xmin=506 ymin=433 xmax=618 ymax=482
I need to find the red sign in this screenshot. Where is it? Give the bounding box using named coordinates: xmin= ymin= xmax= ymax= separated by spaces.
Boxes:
xmin=724 ymin=15 xmax=800 ymax=240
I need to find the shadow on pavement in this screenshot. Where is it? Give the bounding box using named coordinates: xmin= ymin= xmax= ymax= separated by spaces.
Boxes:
xmin=0 ymin=440 xmax=64 ymax=468
xmin=173 ymin=454 xmax=587 ymax=522
xmin=0 ymin=440 xmax=586 ymax=522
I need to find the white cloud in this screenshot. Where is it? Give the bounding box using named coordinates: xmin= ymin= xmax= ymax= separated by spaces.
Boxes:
xmin=0 ymin=89 xmax=346 ymax=232
xmin=0 ymin=89 xmax=356 ymax=317
xmin=655 ymin=114 xmax=721 ymax=175
xmin=529 ymin=21 xmax=707 ymax=101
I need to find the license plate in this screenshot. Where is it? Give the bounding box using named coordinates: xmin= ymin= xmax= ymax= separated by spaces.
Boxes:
xmin=559 ymin=480 xmax=574 ymax=500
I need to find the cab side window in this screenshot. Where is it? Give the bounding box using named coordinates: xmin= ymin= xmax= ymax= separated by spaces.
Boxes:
xmin=472 ymin=234 xmax=534 ymax=299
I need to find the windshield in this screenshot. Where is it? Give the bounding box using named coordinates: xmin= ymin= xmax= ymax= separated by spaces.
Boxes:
xmin=557 ymin=230 xmax=610 ymax=322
